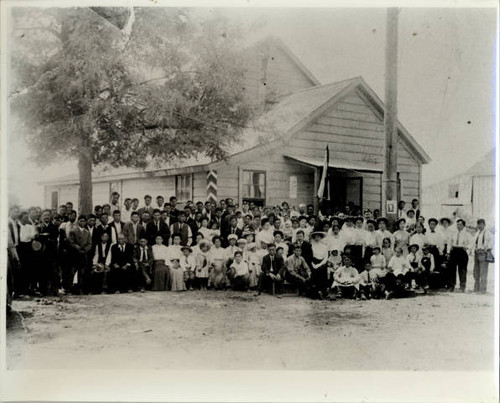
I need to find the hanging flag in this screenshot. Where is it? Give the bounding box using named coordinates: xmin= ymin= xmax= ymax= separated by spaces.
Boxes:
xmin=317 ymin=145 xmax=329 ymax=199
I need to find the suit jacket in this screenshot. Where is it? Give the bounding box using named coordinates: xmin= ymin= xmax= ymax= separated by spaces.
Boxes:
xmin=186 ymin=217 xmax=199 ymax=240
xmin=137 ymin=205 xmax=155 ymax=217
xmin=8 ymin=218 xmax=21 ymax=247
xmin=69 ymin=226 xmax=92 ymax=254
xmin=146 ymin=220 xmax=170 ymax=246
xmin=133 ymin=244 xmax=154 ymax=267
xmin=36 ymin=222 xmax=59 ymax=254
xmin=261 ymin=254 xmax=285 ymax=276
xmin=123 ymin=222 xmax=145 ymax=245
xmin=110 ymin=243 xmax=135 ymax=268
xmin=94 ymin=224 xmax=113 ymax=245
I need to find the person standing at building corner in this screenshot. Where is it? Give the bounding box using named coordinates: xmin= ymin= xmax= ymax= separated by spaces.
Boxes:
xmin=472 ymin=219 xmax=493 ymax=294
xmin=447 ymin=219 xmax=472 ymax=292
xmin=397 ymin=200 xmax=406 ymax=219
xmin=408 ymin=198 xmax=420 ymax=220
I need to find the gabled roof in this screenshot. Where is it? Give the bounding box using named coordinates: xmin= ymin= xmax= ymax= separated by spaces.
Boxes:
xmin=465 ymin=148 xmax=495 ymax=175
xmin=226 ymin=76 xmax=431 ymax=165
xmin=258 ymin=36 xmax=321 ymax=87
xmin=42 ymin=76 xmax=431 ymax=186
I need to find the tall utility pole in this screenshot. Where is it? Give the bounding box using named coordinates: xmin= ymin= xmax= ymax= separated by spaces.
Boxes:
xmin=383 ymin=7 xmax=399 ymax=227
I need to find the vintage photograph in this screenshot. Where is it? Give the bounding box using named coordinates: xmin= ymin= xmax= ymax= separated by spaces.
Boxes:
xmin=3 ymin=2 xmax=497 ymax=394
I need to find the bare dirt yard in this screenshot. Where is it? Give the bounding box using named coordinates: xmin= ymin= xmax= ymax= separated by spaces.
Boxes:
xmin=7 ymin=272 xmax=495 ymax=371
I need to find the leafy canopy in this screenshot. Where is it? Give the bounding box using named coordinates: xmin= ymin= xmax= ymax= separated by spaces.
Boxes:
xmin=10 ymin=7 xmax=254 ymax=169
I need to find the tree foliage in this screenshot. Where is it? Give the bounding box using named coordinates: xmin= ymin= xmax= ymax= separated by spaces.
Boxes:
xmin=10 ymin=7 xmax=255 ymax=170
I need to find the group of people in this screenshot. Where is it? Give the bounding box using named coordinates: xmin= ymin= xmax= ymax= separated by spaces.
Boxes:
xmin=6 ymin=193 xmax=494 ymax=309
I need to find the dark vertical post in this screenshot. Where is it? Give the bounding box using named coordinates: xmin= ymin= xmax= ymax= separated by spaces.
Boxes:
xmin=383 ymin=7 xmax=399 ymax=227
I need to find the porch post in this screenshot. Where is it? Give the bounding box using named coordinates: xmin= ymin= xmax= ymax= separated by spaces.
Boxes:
xmin=313 ymin=167 xmax=320 ymax=214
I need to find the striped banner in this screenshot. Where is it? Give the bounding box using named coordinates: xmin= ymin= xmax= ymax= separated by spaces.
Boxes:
xmin=207 ymin=170 xmax=218 ymax=204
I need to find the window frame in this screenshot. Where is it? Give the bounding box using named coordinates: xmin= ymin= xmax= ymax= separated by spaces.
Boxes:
xmin=175 ymin=174 xmax=193 ymax=202
xmin=241 ymin=169 xmax=266 ymax=203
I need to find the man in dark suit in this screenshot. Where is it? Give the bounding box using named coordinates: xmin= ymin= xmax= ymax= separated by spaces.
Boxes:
xmin=138 ymin=195 xmax=155 ymax=218
xmin=94 ymin=212 xmax=113 ymax=243
xmin=36 ymin=209 xmax=60 ymax=296
xmin=123 ymin=211 xmax=145 ymax=246
xmin=185 ymin=207 xmax=199 ymax=241
xmin=170 ymin=211 xmax=193 ymax=246
xmin=109 ymin=233 xmax=136 ymax=293
xmin=221 ymin=215 xmax=243 ymax=247
xmin=256 ymin=244 xmax=285 ymax=295
xmin=134 ymin=237 xmax=154 ymax=292
xmin=109 ymin=210 xmax=125 ymax=245
xmin=67 ymin=215 xmax=92 ymax=294
xmin=146 ymin=209 xmax=170 ymax=246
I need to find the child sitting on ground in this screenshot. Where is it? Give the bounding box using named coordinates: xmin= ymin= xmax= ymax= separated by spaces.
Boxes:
xmin=229 ymin=251 xmax=250 ymax=291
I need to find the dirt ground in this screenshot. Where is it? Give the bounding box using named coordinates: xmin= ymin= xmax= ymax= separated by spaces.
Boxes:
xmin=7 ymin=268 xmax=495 ymax=371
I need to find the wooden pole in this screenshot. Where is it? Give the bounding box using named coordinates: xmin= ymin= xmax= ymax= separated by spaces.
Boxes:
xmin=313 ymin=167 xmax=320 ymax=214
xmin=383 ymin=7 xmax=399 ymax=228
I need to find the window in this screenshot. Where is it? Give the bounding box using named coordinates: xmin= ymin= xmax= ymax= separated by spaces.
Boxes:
xmin=176 ymin=174 xmax=192 ymax=202
xmin=242 ymin=170 xmax=266 ymax=203
xmin=51 ymin=191 xmax=59 ymax=210
xmin=448 ymin=184 xmax=459 ymax=199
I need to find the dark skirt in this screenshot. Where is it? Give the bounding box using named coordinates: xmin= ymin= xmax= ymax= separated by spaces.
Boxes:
xmin=153 ymin=260 xmax=170 ymax=291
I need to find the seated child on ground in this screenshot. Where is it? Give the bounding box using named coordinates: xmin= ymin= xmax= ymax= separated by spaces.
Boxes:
xmin=331 ymin=254 xmax=360 ymax=299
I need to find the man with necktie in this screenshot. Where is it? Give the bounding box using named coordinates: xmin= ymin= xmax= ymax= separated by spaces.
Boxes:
xmin=256 ymin=244 xmax=285 ymax=296
xmin=67 ymin=215 xmax=92 ymax=294
xmin=448 ymin=219 xmax=472 ymax=292
xmin=146 ymin=209 xmax=170 ymax=246
xmin=36 ymin=210 xmax=60 ymax=296
xmin=472 ymin=219 xmax=493 ymax=294
xmin=134 ymin=237 xmax=154 ymax=292
xmin=109 ymin=233 xmax=136 ymax=293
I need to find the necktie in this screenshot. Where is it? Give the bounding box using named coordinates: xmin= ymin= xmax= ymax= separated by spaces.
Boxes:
xmin=157 ymin=221 xmax=160 ymax=231
xmin=270 ymin=257 xmax=274 ymax=273
xmin=367 ymin=271 xmax=370 ymax=283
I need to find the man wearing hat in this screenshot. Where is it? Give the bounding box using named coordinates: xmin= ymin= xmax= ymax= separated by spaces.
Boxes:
xmin=448 ymin=219 xmax=472 ymax=292
xmin=472 ymin=219 xmax=493 ymax=293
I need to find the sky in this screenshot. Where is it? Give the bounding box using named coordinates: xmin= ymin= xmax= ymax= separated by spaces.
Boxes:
xmin=6 ymin=6 xmax=497 ymax=207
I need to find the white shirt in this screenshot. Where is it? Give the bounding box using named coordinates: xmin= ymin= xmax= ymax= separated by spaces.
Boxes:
xmin=472 ymin=229 xmax=493 ymax=251
xmin=388 ymin=255 xmax=409 ymax=276
xmin=326 ymin=233 xmax=345 ymax=253
xmin=409 ymin=233 xmax=426 ymax=251
xmin=19 ymin=223 xmax=36 ymax=243
xmin=121 ymin=206 xmax=132 ymax=223
xmin=165 ymin=245 xmax=183 ymax=265
xmin=451 ymin=229 xmax=472 ymax=251
xmin=341 ymin=226 xmax=356 ymax=245
xmin=231 ymin=260 xmax=249 ymax=277
xmin=152 ymin=244 xmax=169 ymax=261
xmin=93 ymin=242 xmax=112 ymax=266
xmin=425 ymin=230 xmax=444 ymax=253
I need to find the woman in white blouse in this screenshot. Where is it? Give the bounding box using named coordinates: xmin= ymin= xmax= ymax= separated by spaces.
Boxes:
xmin=152 ymin=235 xmax=170 ymax=291
xmin=310 ymin=231 xmax=329 ymax=299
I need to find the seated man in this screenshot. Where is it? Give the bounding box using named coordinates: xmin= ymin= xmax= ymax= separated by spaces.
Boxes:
xmin=255 ymin=244 xmax=285 ymax=296
xmin=91 ymin=232 xmax=112 ymax=294
xmin=109 ymin=233 xmax=137 ymax=293
xmin=285 ymin=243 xmax=311 ymax=296
xmin=228 ymin=251 xmax=250 ymax=291
xmin=134 ymin=237 xmax=154 ymax=292
xmin=331 ymin=254 xmax=360 ymax=299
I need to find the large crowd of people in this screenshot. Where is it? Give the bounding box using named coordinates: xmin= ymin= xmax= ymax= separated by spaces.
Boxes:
xmin=6 ymin=193 xmax=494 ymax=311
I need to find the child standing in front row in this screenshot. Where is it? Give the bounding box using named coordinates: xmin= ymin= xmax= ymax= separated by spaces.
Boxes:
xmin=195 ymin=240 xmax=211 ymax=291
xmin=180 ymin=246 xmax=196 ymax=291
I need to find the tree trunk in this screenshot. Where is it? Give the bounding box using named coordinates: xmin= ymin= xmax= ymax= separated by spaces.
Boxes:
xmin=78 ymin=146 xmax=93 ymax=215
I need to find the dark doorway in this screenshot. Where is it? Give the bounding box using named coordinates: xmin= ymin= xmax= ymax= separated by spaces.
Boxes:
xmin=327 ymin=176 xmax=362 ymax=214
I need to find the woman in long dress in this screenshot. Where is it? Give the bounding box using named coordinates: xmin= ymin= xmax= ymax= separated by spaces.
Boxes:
xmin=393 ymin=218 xmax=410 ymax=257
xmin=209 ymin=236 xmax=228 ymax=290
xmin=310 ymin=231 xmax=329 ymax=299
xmin=169 ymin=257 xmax=186 ymax=292
xmin=152 ymin=236 xmax=170 ymax=291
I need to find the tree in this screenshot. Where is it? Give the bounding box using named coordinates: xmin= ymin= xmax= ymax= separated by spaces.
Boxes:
xmin=10 ymin=7 xmax=254 ymax=214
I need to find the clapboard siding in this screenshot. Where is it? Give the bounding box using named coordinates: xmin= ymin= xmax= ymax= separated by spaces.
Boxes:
xmin=121 ymin=177 xmax=175 ymax=202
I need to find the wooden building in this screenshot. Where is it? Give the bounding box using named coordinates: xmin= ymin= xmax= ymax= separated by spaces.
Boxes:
xmin=422 ymin=149 xmax=495 ymax=227
xmin=42 ymin=38 xmax=431 ymax=212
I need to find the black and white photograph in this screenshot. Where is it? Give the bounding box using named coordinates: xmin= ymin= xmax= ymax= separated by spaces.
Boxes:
xmin=2 ymin=1 xmax=498 ymax=401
